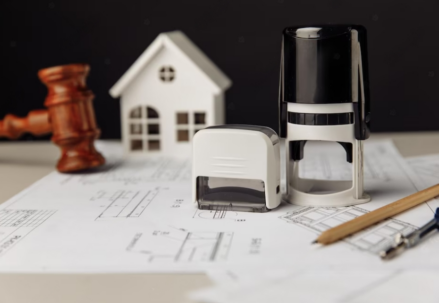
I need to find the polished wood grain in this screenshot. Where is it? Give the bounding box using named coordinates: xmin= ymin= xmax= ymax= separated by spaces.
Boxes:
xmin=0 ymin=110 xmax=51 ymax=139
xmin=0 ymin=63 xmax=105 ymax=173
xmin=315 ymin=183 xmax=439 ymax=245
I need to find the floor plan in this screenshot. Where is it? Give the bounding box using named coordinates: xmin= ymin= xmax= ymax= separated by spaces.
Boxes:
xmin=94 ymin=189 xmax=161 ymax=219
xmin=126 ymin=230 xmax=234 ymax=263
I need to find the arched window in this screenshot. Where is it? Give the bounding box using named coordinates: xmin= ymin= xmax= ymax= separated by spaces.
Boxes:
xmin=129 ymin=106 xmax=160 ymax=151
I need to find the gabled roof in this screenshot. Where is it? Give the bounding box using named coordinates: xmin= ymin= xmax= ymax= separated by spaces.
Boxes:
xmin=109 ymin=31 xmax=232 ymax=97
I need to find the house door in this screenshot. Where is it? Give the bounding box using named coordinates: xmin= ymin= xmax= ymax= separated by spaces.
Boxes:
xmin=128 ymin=106 xmax=160 ymax=151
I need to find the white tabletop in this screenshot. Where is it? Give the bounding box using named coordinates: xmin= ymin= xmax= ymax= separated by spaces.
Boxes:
xmin=0 ymin=132 xmax=438 ymax=303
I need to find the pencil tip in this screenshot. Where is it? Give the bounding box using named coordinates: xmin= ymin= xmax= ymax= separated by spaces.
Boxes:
xmin=311 ymin=240 xmax=318 ymax=244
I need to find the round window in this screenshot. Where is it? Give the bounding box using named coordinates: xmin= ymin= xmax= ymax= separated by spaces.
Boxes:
xmin=159 ymin=66 xmax=175 ymax=82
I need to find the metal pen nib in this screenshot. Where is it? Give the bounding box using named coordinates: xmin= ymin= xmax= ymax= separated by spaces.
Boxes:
xmin=380 ymin=208 xmax=439 ymax=260
xmin=380 ymin=233 xmax=407 ymax=260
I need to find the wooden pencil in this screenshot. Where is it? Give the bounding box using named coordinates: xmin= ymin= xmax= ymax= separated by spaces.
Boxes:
xmin=313 ymin=183 xmax=439 ymax=245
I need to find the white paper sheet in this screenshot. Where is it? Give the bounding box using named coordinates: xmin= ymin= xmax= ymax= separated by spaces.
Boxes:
xmin=407 ymin=154 xmax=439 ymax=186
xmin=0 ymin=140 xmax=437 ymax=274
xmin=407 ymin=153 xmax=439 ymax=211
xmin=193 ymin=149 xmax=439 ymax=303
xmin=195 ymin=268 xmax=439 ymax=303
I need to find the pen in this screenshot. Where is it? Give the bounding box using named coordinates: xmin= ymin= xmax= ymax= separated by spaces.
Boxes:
xmin=313 ymin=183 xmax=439 ymax=245
xmin=380 ymin=208 xmax=439 ymax=260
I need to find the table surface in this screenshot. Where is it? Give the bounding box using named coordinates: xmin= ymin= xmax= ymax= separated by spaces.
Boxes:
xmin=1 ymin=132 xmax=438 ymax=303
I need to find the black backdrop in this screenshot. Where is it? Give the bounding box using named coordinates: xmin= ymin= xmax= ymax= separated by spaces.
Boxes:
xmin=2 ymin=0 xmax=439 ymax=140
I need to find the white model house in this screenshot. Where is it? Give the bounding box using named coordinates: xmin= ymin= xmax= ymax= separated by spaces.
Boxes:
xmin=109 ymin=31 xmax=232 ymax=156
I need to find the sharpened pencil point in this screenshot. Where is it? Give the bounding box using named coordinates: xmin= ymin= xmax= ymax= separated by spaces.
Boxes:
xmin=311 ymin=240 xmax=318 ymax=244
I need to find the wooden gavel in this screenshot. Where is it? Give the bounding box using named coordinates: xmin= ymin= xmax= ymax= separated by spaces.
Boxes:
xmin=0 ymin=64 xmax=105 ymax=172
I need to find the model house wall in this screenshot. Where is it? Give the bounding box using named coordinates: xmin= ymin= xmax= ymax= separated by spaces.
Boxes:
xmin=110 ymin=31 xmax=231 ymax=157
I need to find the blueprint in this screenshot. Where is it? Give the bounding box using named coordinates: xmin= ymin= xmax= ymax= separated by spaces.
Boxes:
xmin=0 ymin=140 xmax=438 ymax=273
xmin=280 ymin=206 xmax=418 ymax=254
xmin=192 ymin=150 xmax=439 ymax=303
xmin=126 ymin=230 xmax=234 ymax=263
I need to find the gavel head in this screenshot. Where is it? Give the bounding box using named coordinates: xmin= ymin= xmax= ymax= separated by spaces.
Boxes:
xmin=38 ymin=64 xmax=105 ymax=172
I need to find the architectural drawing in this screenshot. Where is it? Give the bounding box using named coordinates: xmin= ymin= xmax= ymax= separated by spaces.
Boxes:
xmin=193 ymin=206 xmax=240 ymax=221
xmin=110 ymin=31 xmax=231 ymax=156
xmin=126 ymin=230 xmax=233 ymax=263
xmin=1 ymin=140 xmax=435 ymax=274
xmin=0 ymin=209 xmax=56 ymax=256
xmin=93 ymin=189 xmax=160 ymax=220
xmin=280 ymin=206 xmax=417 ymax=254
xmin=62 ymin=157 xmax=191 ymax=186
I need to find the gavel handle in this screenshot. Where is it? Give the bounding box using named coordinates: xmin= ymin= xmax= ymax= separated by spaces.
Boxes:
xmin=0 ymin=110 xmax=52 ymax=139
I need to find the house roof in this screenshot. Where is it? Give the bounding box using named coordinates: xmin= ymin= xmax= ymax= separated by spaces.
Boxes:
xmin=109 ymin=31 xmax=232 ymax=97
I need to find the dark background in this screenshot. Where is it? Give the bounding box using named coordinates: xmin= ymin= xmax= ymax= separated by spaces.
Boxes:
xmin=1 ymin=0 xmax=438 ymax=140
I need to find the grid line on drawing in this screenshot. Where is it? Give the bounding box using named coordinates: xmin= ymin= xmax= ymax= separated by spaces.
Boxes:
xmin=280 ymin=206 xmax=418 ymax=254
xmin=129 ymin=192 xmax=152 ymax=217
xmin=96 ymin=189 xmax=160 ymax=219
xmin=1 ymin=210 xmax=37 ymax=227
xmin=194 ymin=206 xmax=239 ymax=221
xmin=210 ymin=233 xmax=224 ymax=261
xmin=174 ymin=232 xmax=191 ymax=262
xmin=0 ymin=209 xmax=56 ymax=257
xmin=176 ymin=232 xmax=233 ymax=262
xmin=2 ymin=211 xmax=20 ymax=226
xmin=212 ymin=206 xmax=228 ymax=219
xmin=117 ymin=191 xmax=140 ymax=217
xmin=127 ymin=231 xmax=234 ymax=263
xmin=26 ymin=210 xmax=49 ymax=227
